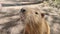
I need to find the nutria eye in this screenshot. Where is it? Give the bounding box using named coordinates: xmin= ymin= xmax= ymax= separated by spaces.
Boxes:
xmin=35 ymin=12 xmax=38 ymax=14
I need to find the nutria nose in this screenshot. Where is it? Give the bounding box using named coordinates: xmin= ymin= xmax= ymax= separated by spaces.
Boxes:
xmin=21 ymin=8 xmax=26 ymax=13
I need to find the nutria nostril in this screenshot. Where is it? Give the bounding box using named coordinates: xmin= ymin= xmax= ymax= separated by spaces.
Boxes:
xmin=21 ymin=8 xmax=26 ymax=13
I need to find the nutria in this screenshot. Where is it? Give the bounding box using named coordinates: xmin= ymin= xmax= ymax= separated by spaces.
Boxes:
xmin=20 ymin=7 xmax=50 ymax=34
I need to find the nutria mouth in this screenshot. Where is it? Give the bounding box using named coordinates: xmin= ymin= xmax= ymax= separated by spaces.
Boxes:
xmin=20 ymin=11 xmax=26 ymax=22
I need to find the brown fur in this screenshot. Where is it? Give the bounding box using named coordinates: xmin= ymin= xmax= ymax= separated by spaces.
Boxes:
xmin=20 ymin=7 xmax=50 ymax=34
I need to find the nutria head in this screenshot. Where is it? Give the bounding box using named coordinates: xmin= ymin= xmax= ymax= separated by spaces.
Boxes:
xmin=20 ymin=7 xmax=45 ymax=34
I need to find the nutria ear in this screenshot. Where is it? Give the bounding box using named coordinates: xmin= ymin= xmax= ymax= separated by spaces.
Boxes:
xmin=41 ymin=13 xmax=45 ymax=18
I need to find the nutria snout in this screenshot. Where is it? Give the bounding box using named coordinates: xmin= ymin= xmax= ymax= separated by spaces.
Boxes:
xmin=20 ymin=8 xmax=26 ymax=13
